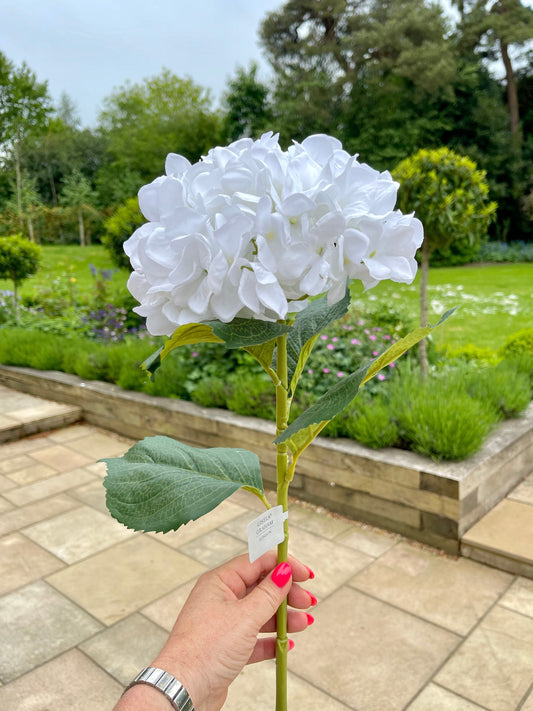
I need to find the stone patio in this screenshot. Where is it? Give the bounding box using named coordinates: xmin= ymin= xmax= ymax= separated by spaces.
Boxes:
xmin=2 ymin=384 xmax=533 ymax=710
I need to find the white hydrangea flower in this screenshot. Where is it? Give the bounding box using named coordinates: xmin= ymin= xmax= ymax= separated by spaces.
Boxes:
xmin=124 ymin=132 xmax=423 ymax=336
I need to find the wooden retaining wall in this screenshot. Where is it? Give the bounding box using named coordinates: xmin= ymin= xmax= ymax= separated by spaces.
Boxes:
xmin=1 ymin=364 xmax=532 ymax=554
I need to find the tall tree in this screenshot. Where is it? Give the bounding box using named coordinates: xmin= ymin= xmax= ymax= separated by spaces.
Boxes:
xmin=222 ymin=63 xmax=272 ymax=141
xmin=59 ymin=169 xmax=98 ymax=246
xmin=454 ymin=0 xmax=533 ymax=136
xmin=259 ymin=0 xmax=458 ymax=159
xmin=0 ymin=53 xmax=51 ymax=228
xmin=97 ymin=69 xmax=222 ymax=201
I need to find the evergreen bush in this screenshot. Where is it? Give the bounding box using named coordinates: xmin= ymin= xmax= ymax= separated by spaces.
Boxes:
xmin=101 ymin=197 xmax=145 ymax=269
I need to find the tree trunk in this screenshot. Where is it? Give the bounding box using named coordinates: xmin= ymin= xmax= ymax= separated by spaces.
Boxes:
xmin=47 ymin=163 xmax=58 ymax=206
xmin=14 ymin=146 xmax=24 ymax=232
xmin=27 ymin=215 xmax=35 ymax=243
xmin=78 ymin=207 xmax=85 ymax=247
xmin=500 ymin=39 xmax=520 ymax=136
xmin=13 ymin=280 xmax=19 ymax=324
xmin=419 ymin=238 xmax=430 ymax=379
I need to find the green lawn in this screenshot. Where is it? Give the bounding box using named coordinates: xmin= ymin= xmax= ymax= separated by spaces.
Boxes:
xmin=2 ymin=245 xmax=532 ymax=351
xmin=0 ymin=244 xmax=129 ymax=303
xmin=353 ymin=262 xmax=533 ymax=350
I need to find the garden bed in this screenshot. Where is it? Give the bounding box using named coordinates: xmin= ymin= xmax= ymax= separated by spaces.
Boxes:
xmin=1 ymin=363 xmax=532 ymax=554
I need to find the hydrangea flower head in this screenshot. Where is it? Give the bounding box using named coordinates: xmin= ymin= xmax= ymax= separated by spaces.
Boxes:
xmin=124 ymin=133 xmax=423 ymax=335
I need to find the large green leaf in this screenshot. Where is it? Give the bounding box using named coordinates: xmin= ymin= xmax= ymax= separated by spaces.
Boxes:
xmin=287 ymin=288 xmax=351 ymax=391
xmin=205 ymin=318 xmax=292 ymax=349
xmin=103 ymin=436 xmax=264 ymax=533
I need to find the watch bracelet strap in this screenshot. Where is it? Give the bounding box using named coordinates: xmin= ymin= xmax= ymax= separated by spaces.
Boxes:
xmin=123 ymin=666 xmax=194 ymax=710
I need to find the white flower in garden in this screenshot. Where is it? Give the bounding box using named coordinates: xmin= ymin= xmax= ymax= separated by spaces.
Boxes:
xmin=124 ymin=133 xmax=424 ymax=336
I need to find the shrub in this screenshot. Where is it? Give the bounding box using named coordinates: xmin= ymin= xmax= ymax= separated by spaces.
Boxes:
xmin=464 ymin=361 xmax=531 ymax=419
xmin=0 ymin=290 xmax=15 ymax=324
xmin=500 ymin=328 xmax=533 ymax=356
xmin=477 ymin=241 xmax=533 ymax=264
xmin=0 ymin=235 xmax=41 ymax=320
xmin=226 ymin=372 xmax=276 ymax=421
xmin=388 ymin=369 xmax=496 ymax=460
xmin=190 ymin=378 xmax=230 ymax=408
xmin=325 ymin=398 xmax=399 ymax=449
xmin=502 ymin=353 xmax=533 ymax=386
xmin=393 ymin=148 xmax=496 ymax=267
xmin=101 ymin=197 xmax=144 ymax=269
xmin=443 ymin=344 xmax=499 ymax=365
xmin=399 ymin=389 xmax=495 ymax=460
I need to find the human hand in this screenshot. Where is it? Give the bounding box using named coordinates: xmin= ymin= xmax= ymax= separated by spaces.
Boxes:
xmin=116 ymin=551 xmax=316 ymax=711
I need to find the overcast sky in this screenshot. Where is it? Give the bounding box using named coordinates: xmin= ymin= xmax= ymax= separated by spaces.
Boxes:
xmin=2 ymin=0 xmax=283 ymax=127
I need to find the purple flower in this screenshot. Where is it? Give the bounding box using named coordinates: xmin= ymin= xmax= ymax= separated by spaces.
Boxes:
xmin=351 ymin=338 xmax=361 ymax=345
xmin=337 ymin=371 xmax=344 ymax=378
xmin=332 ymin=337 xmax=339 ymax=342
xmin=192 ymin=351 xmax=198 ymax=357
xmin=389 ymin=362 xmax=396 ymax=368
xmin=323 ymin=368 xmax=330 ymax=374
xmin=327 ymin=343 xmax=335 ymax=350
xmin=384 ymin=334 xmax=391 ymax=340
xmin=320 ymin=334 xmax=328 ymax=341
xmin=372 ymin=350 xmax=379 ymax=356
xmin=369 ymin=334 xmax=377 ymax=341
xmin=378 ymin=373 xmax=386 ymax=381
xmin=308 ymin=368 xmax=314 ymax=374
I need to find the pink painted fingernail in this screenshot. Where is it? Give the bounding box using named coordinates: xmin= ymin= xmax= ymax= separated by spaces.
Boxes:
xmin=306 ymin=613 xmax=315 ymax=626
xmin=271 ymin=562 xmax=292 ymax=588
xmin=288 ymin=639 xmax=295 ymax=651
xmin=306 ymin=591 xmax=318 ymax=606
xmin=304 ymin=564 xmax=315 ymax=579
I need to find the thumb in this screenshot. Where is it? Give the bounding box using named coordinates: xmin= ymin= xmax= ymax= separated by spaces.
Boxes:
xmin=241 ymin=561 xmax=292 ymax=627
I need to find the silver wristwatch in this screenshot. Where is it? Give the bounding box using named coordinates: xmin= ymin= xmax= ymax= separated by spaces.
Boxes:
xmin=123 ymin=666 xmax=194 ymax=710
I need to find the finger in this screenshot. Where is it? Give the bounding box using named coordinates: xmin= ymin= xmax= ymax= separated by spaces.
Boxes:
xmin=288 ymin=584 xmax=317 ymax=610
xmin=217 ymin=552 xmax=313 ymax=598
xmin=239 ymin=561 xmax=293 ymax=627
xmin=247 ymin=637 xmax=295 ymax=665
xmin=259 ymin=609 xmax=314 ymax=634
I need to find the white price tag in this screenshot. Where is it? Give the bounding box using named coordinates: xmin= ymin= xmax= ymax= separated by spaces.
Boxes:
xmin=247 ymin=505 xmax=288 ymax=563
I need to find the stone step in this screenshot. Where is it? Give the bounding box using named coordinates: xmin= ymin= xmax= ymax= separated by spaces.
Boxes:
xmin=461 ymin=494 xmax=533 ymax=579
xmin=0 ymin=385 xmax=82 ymax=444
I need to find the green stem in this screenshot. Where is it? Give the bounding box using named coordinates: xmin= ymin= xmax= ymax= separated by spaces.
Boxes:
xmin=275 ymin=332 xmax=289 ymax=711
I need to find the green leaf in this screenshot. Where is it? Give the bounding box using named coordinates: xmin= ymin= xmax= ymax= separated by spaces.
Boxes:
xmin=361 ymin=308 xmax=457 ymax=385
xmin=275 ymin=364 xmax=368 ymax=448
xmin=141 ymin=346 xmax=164 ymax=377
xmin=205 ymin=318 xmax=292 ymax=349
xmin=244 ymin=340 xmax=279 ymax=384
xmin=158 ymin=319 xmax=293 ymax=367
xmin=161 ymin=323 xmax=226 ymax=361
xmin=276 ymin=307 xmax=457 ymax=453
xmin=286 ymin=287 xmax=351 ymax=392
xmin=103 ymin=436 xmax=264 ymax=533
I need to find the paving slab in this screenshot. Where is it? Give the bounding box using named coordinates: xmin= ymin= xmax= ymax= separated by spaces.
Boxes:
xmin=0 ymin=580 xmax=102 ymax=682
xmin=349 ymin=540 xmax=512 ymax=635
xmin=436 ymin=604 xmax=533 ymax=711
xmin=0 ymin=649 xmax=122 ymax=711
xmin=288 ymin=585 xmax=461 ymax=711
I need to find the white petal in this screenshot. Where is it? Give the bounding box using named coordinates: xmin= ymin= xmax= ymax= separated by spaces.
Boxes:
xmin=280 ymin=193 xmax=315 ymax=217
xmin=138 ymin=177 xmax=165 ymax=221
xmin=238 ymin=268 xmax=261 ymax=314
xmin=165 ymin=153 xmax=191 ymax=177
xmin=300 ymin=134 xmax=343 ymax=163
